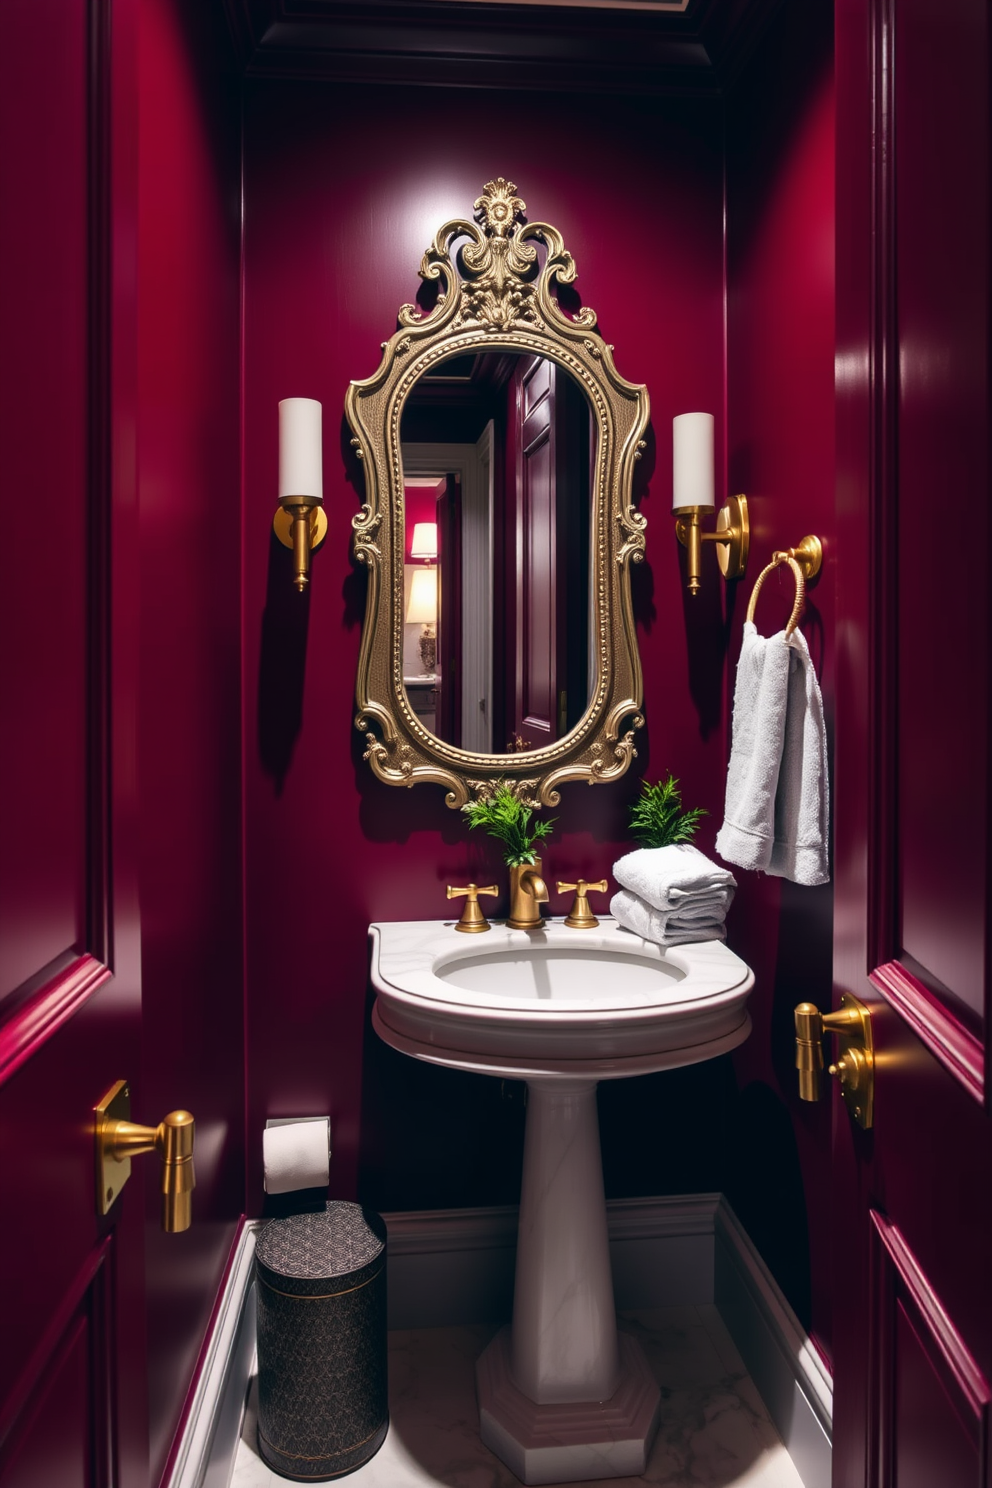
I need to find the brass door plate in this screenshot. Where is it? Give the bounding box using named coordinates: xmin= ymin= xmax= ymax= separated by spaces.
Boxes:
xmin=830 ymin=993 xmax=874 ymax=1130
xmin=95 ymin=1079 xmax=131 ymax=1216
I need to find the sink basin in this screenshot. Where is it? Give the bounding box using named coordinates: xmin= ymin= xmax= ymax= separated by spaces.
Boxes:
xmin=369 ymin=917 xmax=752 ymax=1075
xmin=368 ymin=915 xmax=754 ymax=1485
xmin=435 ymin=945 xmax=683 ymax=999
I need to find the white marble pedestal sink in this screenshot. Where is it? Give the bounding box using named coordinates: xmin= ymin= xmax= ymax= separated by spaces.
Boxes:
xmin=369 ymin=919 xmax=753 ymax=1486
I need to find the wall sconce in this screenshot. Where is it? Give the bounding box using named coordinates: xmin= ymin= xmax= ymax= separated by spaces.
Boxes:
xmin=406 ymin=565 xmax=437 ymax=674
xmin=672 ymin=412 xmax=749 ymax=595
xmin=272 ymin=397 xmax=327 ymax=592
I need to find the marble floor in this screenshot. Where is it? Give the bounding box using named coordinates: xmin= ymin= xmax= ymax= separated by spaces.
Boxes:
xmin=232 ymin=1306 xmax=806 ymax=1488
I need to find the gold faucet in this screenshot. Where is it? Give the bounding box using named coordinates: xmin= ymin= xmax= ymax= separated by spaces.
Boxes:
xmin=507 ymin=858 xmax=549 ymax=929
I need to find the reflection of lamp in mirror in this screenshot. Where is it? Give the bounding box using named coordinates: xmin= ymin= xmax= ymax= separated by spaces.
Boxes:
xmin=272 ymin=397 xmax=328 ymax=591
xmin=407 ymin=565 xmax=437 ymax=675
xmin=672 ymin=412 xmax=748 ymax=594
xmin=410 ymin=521 xmax=438 ymax=563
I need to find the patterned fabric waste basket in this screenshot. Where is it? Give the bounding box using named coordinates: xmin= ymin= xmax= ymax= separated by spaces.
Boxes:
xmin=255 ymin=1200 xmax=388 ymax=1481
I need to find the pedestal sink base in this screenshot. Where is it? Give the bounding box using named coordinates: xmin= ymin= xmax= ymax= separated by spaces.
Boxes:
xmin=476 ymin=1328 xmax=661 ymax=1486
xmin=370 ymin=920 xmax=753 ymax=1484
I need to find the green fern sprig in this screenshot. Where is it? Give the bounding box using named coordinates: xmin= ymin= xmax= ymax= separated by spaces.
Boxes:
xmin=461 ymin=785 xmax=556 ymax=867
xmin=629 ymin=773 xmax=706 ymax=849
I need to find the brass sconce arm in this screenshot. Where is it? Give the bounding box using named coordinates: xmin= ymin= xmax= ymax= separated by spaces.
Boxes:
xmin=794 ymin=995 xmax=874 ymax=1129
xmin=273 ymin=499 xmax=328 ymax=593
xmin=674 ymin=495 xmax=749 ymax=594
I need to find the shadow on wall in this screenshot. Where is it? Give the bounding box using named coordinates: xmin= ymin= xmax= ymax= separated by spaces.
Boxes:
xmin=358 ymin=990 xmax=528 ymax=1212
xmin=599 ymin=1054 xmax=739 ymax=1200
xmin=258 ymin=533 xmax=312 ymax=792
xmin=722 ymin=1080 xmax=813 ymax=1330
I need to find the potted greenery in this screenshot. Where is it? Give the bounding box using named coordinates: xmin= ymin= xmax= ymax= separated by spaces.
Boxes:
xmin=462 ymin=784 xmax=556 ymax=927
xmin=627 ymin=772 xmax=706 ymax=848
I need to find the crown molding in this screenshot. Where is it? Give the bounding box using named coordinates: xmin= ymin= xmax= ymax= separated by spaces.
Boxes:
xmin=220 ymin=0 xmax=784 ymax=94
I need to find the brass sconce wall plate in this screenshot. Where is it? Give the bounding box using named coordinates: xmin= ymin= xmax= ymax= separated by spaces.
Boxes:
xmin=345 ymin=178 xmax=650 ymax=809
xmin=273 ymin=505 xmax=328 ymax=552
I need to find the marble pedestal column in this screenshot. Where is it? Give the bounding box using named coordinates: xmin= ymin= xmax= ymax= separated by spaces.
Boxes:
xmin=476 ymin=1079 xmax=661 ymax=1485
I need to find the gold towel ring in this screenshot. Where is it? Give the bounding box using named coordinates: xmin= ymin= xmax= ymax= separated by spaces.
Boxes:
xmin=746 ymin=552 xmax=807 ymax=637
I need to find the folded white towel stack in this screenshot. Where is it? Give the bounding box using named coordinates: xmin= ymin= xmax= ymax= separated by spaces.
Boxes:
xmin=610 ymin=889 xmax=728 ymax=946
xmin=715 ymin=622 xmax=829 ymax=886
xmin=611 ymin=843 xmax=737 ymax=946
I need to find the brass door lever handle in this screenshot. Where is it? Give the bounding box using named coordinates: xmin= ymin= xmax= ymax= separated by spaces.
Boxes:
xmin=95 ymin=1080 xmax=196 ymax=1231
xmin=795 ymin=994 xmax=874 ymax=1129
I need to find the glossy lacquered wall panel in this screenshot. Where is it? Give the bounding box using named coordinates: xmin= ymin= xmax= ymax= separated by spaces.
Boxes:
xmin=0 ymin=0 xmax=90 ymax=1004
xmin=725 ymin=0 xmax=836 ymax=1353
xmin=136 ymin=1 xmax=245 ymax=1480
xmin=241 ymin=82 xmax=733 ymax=1212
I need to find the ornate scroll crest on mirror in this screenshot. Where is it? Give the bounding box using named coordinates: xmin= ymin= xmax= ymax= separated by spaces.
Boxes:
xmin=347 ymin=179 xmax=650 ymax=809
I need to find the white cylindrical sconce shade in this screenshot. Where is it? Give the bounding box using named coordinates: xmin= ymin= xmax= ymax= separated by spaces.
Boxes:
xmin=410 ymin=522 xmax=438 ymax=560
xmin=406 ymin=565 xmax=438 ymax=624
xmin=278 ymin=398 xmax=323 ymax=501
xmin=672 ymin=412 xmax=715 ymax=512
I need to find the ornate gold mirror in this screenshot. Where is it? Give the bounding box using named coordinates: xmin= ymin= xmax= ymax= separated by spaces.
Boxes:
xmin=347 ymin=178 xmax=650 ymax=808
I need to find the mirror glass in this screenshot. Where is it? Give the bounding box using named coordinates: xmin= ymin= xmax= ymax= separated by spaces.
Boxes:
xmin=399 ymin=350 xmax=594 ymax=755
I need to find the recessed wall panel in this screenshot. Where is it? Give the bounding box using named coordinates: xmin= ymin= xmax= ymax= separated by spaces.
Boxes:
xmin=0 ymin=0 xmax=90 ymax=1002
xmin=894 ymin=0 xmax=989 ymax=1023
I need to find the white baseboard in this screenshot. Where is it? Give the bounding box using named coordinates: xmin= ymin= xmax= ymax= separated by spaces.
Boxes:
xmin=173 ymin=1197 xmax=831 ymax=1488
xmin=715 ymin=1202 xmax=832 ymax=1488
xmin=161 ymin=1221 xmax=258 ymax=1488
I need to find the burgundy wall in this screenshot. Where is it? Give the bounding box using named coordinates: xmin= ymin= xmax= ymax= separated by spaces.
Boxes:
xmin=724 ymin=0 xmax=836 ymax=1353
xmin=136 ymin=1 xmax=245 ymax=1479
xmin=241 ymin=83 xmax=734 ymax=1212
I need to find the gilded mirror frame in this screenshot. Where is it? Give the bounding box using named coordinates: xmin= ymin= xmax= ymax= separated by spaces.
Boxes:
xmin=346 ymin=178 xmax=650 ymax=808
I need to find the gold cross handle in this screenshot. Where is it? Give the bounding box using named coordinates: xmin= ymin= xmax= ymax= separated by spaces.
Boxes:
xmin=556 ymin=878 xmax=609 ymax=930
xmin=447 ymin=883 xmax=499 ymax=934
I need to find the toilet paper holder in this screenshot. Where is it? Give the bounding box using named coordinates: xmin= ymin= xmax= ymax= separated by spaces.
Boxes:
xmin=261 ymin=1118 xmax=331 ymax=1196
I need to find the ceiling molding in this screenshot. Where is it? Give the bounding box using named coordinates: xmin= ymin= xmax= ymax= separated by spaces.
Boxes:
xmin=220 ymin=0 xmax=783 ymax=94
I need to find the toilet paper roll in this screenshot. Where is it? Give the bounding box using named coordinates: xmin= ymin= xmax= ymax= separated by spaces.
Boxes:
xmin=263 ymin=1118 xmax=330 ymax=1194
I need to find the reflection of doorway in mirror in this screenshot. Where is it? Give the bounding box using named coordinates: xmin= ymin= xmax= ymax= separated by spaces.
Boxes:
xmin=510 ymin=355 xmax=591 ymax=753
xmin=402 ymin=442 xmax=494 ymax=752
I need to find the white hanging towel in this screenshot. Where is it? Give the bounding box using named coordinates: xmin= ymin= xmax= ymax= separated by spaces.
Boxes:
xmin=714 ymin=623 xmax=791 ymax=873
xmin=612 ymin=842 xmax=736 ymax=913
xmin=767 ymin=629 xmax=830 ymax=885
xmin=610 ymin=889 xmax=728 ymax=947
